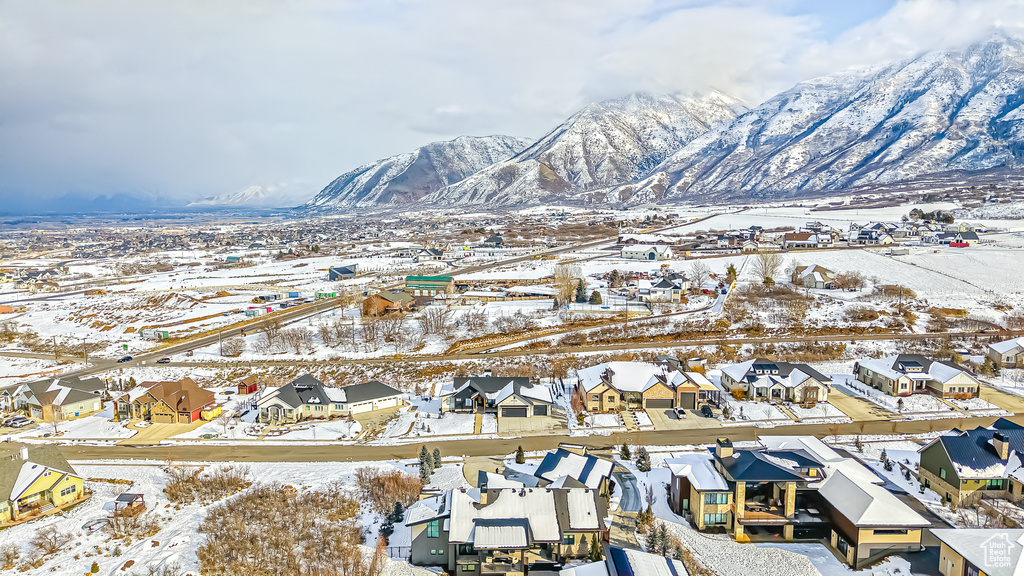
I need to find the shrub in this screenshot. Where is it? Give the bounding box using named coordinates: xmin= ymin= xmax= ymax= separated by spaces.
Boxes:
xmin=355 ymin=467 xmax=423 ymax=515
xmin=31 ymin=526 xmax=72 ymax=555
xmin=163 ymin=464 xmax=250 ymax=504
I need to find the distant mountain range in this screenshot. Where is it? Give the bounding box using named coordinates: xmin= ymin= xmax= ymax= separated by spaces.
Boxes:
xmin=300 ymin=35 xmax=1024 ymax=210
xmin=188 ymin=185 xmax=274 ymax=207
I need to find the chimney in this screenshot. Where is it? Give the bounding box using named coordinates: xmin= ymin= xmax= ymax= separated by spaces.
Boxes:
xmin=715 ymin=438 xmax=733 ymax=459
xmin=994 ymin=433 xmax=1009 ymax=460
xmin=20 ymin=446 xmax=29 ymax=460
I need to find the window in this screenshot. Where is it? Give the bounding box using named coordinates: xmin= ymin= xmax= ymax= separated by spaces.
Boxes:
xmin=60 ymin=485 xmax=77 ymax=497
xmin=591 ymin=395 xmax=600 ymax=402
xmin=44 ymin=471 xmax=51 ymax=477
xmin=939 ymin=468 xmax=947 ymax=480
xmin=984 ymin=479 xmax=1005 ymax=490
xmin=703 ymin=513 xmax=726 ymax=525
xmin=334 ymin=404 xmax=342 ymax=410
xmin=562 ymin=534 xmax=575 ymax=545
xmin=607 ymin=395 xmax=615 ymax=403
xmin=704 ymin=493 xmax=727 ymax=505
xmin=460 ymin=565 xmax=476 ymax=572
xmin=430 ymin=550 xmax=438 ymax=555
xmin=427 ymin=520 xmax=440 ymax=538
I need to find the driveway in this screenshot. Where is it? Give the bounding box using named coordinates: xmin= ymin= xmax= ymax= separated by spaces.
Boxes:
xmin=120 ymin=421 xmax=204 ymax=445
xmin=612 ymin=467 xmax=641 ymax=512
xmin=497 ymin=415 xmax=565 ymax=435
xmin=646 ymin=408 xmax=722 ymax=430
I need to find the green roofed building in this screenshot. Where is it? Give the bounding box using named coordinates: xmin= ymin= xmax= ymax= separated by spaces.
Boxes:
xmin=405 ymin=275 xmax=454 ymax=303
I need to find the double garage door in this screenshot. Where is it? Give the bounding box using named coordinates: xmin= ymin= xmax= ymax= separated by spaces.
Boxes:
xmin=645 ymin=399 xmax=673 ymax=409
xmin=501 ymin=407 xmax=528 ymax=418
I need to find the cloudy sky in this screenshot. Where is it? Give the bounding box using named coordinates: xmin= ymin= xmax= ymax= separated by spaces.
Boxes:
xmin=2 ymin=0 xmax=1023 ymax=210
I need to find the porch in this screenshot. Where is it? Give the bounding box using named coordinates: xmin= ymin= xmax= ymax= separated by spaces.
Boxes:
xmin=3 ymin=491 xmax=92 ymax=527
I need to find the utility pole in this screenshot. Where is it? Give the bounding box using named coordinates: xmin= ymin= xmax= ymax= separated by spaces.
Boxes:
xmin=218 ymin=330 xmax=223 ymax=357
xmin=53 ymin=336 xmax=58 ymax=361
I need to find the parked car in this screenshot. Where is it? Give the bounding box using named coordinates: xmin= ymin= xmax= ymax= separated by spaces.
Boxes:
xmin=156 ymin=356 xmax=171 ymax=364
xmin=673 ymin=407 xmax=687 ymax=419
xmin=700 ymin=405 xmax=714 ymax=418
xmin=117 ymin=356 xmax=133 ymax=363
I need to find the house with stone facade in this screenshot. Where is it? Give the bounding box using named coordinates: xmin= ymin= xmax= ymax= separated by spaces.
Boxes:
xmin=720 ymin=359 xmax=831 ymax=404
xmin=854 ymin=354 xmax=980 ymax=397
xmin=574 ymin=361 xmax=685 ymax=413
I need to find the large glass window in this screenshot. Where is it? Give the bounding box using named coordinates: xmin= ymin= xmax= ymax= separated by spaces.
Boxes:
xmin=427 ymin=520 xmax=440 ymax=538
xmin=703 ymin=513 xmax=726 ymax=525
xmin=704 ymin=493 xmax=727 ymax=505
xmin=562 ymin=534 xmax=575 ymax=545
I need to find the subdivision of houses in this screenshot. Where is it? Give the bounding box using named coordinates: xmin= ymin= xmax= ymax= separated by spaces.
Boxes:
xmin=257 ymin=375 xmax=402 ymax=424
xmin=1 ymin=443 xmax=87 ymax=525
xmin=990 ymin=336 xmax=1024 ymax=368
xmin=791 ymin=264 xmax=837 ymax=289
xmin=719 ymin=359 xmax=831 ymax=404
xmin=917 ymin=418 xmax=1024 ymax=505
xmin=534 ymin=447 xmax=614 ymax=496
xmin=406 ymin=484 xmax=605 ymax=576
xmin=854 ymin=354 xmax=981 ymax=397
xmin=667 ymin=436 xmax=928 ymax=569
xmin=621 ymin=244 xmax=673 ymax=261
xmin=440 ymin=375 xmax=555 ymax=420
xmin=932 ymin=529 xmax=1024 ymax=576
xmin=0 ymin=376 xmax=105 ymax=421
xmin=362 ymin=289 xmax=413 ymax=317
xmin=575 ymin=361 xmax=701 ymax=412
xmin=113 ymin=377 xmax=216 ymax=424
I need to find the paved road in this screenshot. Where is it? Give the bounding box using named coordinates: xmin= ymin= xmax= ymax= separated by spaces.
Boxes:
xmin=612 ymin=468 xmax=641 ymax=512
xmin=57 ymin=413 xmax=1022 ymax=463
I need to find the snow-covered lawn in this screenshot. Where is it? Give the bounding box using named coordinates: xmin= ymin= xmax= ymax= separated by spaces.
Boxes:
xmin=788 ymin=402 xmax=850 ymax=423
xmin=586 ymin=413 xmax=624 ymax=428
xmin=832 ymin=375 xmax=961 ymax=419
xmin=948 ymin=396 xmax=1012 ymax=416
xmin=6 ymin=405 xmax=136 ymax=442
xmin=382 ymin=410 xmax=494 ymax=439
xmin=721 ymin=400 xmax=790 ymax=422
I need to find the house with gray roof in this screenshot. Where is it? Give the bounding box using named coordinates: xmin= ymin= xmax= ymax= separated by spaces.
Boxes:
xmin=720 ymin=358 xmax=831 ymax=404
xmin=257 ymin=375 xmax=402 ymax=424
xmin=933 ymin=529 xmax=1024 ymax=576
xmin=1 ymin=443 xmax=87 ymax=525
xmin=1 ymin=376 xmax=105 ymax=422
xmin=855 ymin=353 xmax=980 ymax=397
xmin=918 ymin=418 xmax=1024 ymax=506
xmin=442 ymin=375 xmax=555 ymax=422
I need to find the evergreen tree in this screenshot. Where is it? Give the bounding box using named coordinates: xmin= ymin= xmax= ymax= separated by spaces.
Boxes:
xmin=515 ymin=445 xmax=526 ymax=464
xmin=621 ymin=443 xmax=631 ymax=460
xmin=609 ymin=269 xmax=622 ymax=288
xmin=636 ymin=446 xmax=651 ymax=472
xmin=391 ymin=501 xmax=405 ymax=524
xmin=577 ymin=532 xmax=590 ymax=558
xmin=432 ymin=447 xmax=442 ymax=470
xmin=589 ymin=290 xmax=602 ymax=305
xmin=419 ymin=458 xmax=432 ymax=483
xmin=575 ymin=279 xmax=587 ymax=303
xmin=380 ymin=514 xmax=395 ymax=542
xmin=880 ymin=448 xmax=889 ymax=466
xmin=589 ymin=534 xmax=603 ymax=561
xmin=855 ymin=436 xmax=864 ymax=453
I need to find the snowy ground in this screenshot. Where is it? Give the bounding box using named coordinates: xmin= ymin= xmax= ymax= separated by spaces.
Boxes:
xmin=788 ymin=402 xmax=851 ymax=423
xmin=720 ymin=399 xmax=790 ymax=423
xmin=831 ymin=375 xmax=967 ymax=419
xmin=381 ymin=408 xmax=497 ymax=440
xmin=3 ymin=405 xmax=136 ymax=442
xmin=0 ymin=457 xmax=467 ymax=576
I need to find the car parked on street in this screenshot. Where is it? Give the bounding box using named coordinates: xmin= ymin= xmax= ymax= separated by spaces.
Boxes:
xmin=156 ymin=356 xmax=170 ymax=364
xmin=117 ymin=355 xmax=132 ymax=363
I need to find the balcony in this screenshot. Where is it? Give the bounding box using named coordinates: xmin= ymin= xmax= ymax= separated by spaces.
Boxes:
xmin=735 ymin=501 xmax=827 ymax=526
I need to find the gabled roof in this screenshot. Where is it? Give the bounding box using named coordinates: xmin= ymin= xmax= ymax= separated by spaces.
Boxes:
xmin=720 ymin=358 xmax=830 ymax=386
xmin=714 ymin=447 xmax=821 ymax=482
xmin=858 ymin=354 xmax=974 ymax=384
xmin=341 ymin=380 xmax=402 ymax=404
xmin=666 ymin=454 xmax=728 ymax=491
xmin=0 ymin=443 xmax=78 ymax=501
xmin=535 ymin=449 xmax=613 ymax=489
xmin=932 ymin=530 xmax=1024 ymax=576
xmin=927 ymin=426 xmax=1024 ymax=479
xmin=818 ymin=470 xmax=928 ymax=527
xmin=576 ymin=362 xmax=685 ymax=393
xmin=449 ymin=376 xmax=532 ymax=399
xmin=135 ymin=377 xmax=215 ymax=414
xmin=991 ymin=337 xmax=1024 ymax=355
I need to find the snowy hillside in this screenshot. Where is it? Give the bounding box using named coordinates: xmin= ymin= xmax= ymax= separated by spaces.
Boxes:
xmin=188 ymin=185 xmax=274 ymax=207
xmin=304 ymin=135 xmax=531 ymax=209
xmin=422 ymin=91 xmax=746 ymax=206
xmin=638 ymin=35 xmax=1024 ymax=201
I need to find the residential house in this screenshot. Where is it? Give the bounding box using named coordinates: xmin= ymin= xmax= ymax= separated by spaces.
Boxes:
xmin=720 ymin=359 xmax=831 ymax=404
xmin=792 ymin=265 xmax=837 ymax=289
xmin=441 ymin=375 xmax=555 ymax=420
xmin=1 ymin=376 xmax=105 ymax=421
xmin=407 ymin=484 xmax=605 ymax=575
xmin=667 ymin=436 xmax=927 ymax=568
xmin=575 ymin=362 xmax=681 ymax=412
xmin=918 ymin=418 xmax=1024 ymax=505
xmin=534 ymin=447 xmax=614 ymax=496
xmin=782 ymin=232 xmax=833 ymax=250
xmin=414 ymin=248 xmax=444 ymax=262
xmin=1 ymin=444 xmax=87 ymax=525
xmin=482 ymin=234 xmax=504 ymax=248
xmin=362 ymin=290 xmax=413 ymax=317
xmin=989 ymin=337 xmax=1024 ymax=368
xmin=328 ymin=265 xmax=358 ymax=280
xmin=114 ymin=377 xmax=216 ymax=424
xmin=924 ymin=231 xmax=981 ymax=246
xmin=854 ymin=354 xmax=980 ymax=397
xmin=256 ymin=375 xmax=402 ymax=424
xmin=621 ymin=244 xmax=673 ymax=261
xmin=618 ymin=233 xmax=674 ymax=246
xmin=933 ymin=529 xmax=1024 ymax=576
xmin=560 ymin=546 xmax=688 ymax=576
xmin=647 ymin=276 xmax=690 ymax=302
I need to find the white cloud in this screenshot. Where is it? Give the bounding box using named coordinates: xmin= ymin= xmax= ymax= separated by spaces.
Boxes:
xmin=0 ymin=0 xmax=1021 ymax=208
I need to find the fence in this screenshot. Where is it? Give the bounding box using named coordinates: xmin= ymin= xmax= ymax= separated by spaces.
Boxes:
xmin=387 ymin=545 xmax=411 ymax=560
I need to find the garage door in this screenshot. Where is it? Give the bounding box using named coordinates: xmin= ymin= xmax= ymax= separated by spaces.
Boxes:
xmin=533 ymin=405 xmax=547 ymax=416
xmin=678 ymin=392 xmax=697 ymax=410
xmin=152 ymin=413 xmax=174 ymax=424
xmin=501 ymin=407 xmax=528 ymax=418
xmin=645 ymin=399 xmax=673 ymax=409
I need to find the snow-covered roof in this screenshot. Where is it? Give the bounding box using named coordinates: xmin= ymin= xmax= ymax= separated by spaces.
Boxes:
xmin=576 ymin=362 xmax=676 ymax=393
xmin=665 ymin=454 xmax=729 ymax=491
xmin=506 ymin=285 xmax=558 ymax=296
xmin=759 ymin=436 xmax=844 ymax=465
xmin=720 ymin=359 xmax=755 ymax=383
xmin=991 ymin=337 xmax=1024 ymax=355
xmin=818 ymin=470 xmax=928 ymax=527
xmin=566 ymin=489 xmax=602 ymax=530
xmin=536 ymin=449 xmax=613 ymax=490
xmin=932 ymin=529 xmax=1024 ymax=576
xmin=479 ymin=472 xmax=526 ymax=490
xmin=448 ymin=488 xmax=561 ymax=545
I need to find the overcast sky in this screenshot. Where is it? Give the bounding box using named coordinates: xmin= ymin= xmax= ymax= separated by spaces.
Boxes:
xmin=2 ymin=0 xmax=1023 ymax=208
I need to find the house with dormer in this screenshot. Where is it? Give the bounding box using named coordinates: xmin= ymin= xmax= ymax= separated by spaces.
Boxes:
xmin=256 ymin=375 xmax=402 ymax=423
xmin=854 ymin=354 xmax=980 ymax=397
xmin=441 ymin=375 xmax=554 ymax=421
xmin=1 ymin=444 xmax=87 ymax=526
xmin=720 ymin=359 xmax=831 ymax=404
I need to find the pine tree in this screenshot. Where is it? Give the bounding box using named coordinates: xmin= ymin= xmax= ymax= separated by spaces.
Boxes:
xmin=880 ymin=448 xmax=889 ymax=466
xmin=621 ymin=443 xmax=632 ymax=460
xmin=515 ymin=445 xmax=525 ymax=464
xmin=577 ymin=532 xmax=590 ymax=558
xmin=636 ymin=446 xmax=651 ymax=472
xmin=609 ymin=269 xmax=621 ymax=288
xmin=575 ymin=279 xmax=587 ymax=303
xmin=589 ymin=291 xmax=602 ymax=305
xmin=855 ymin=436 xmax=864 ymax=453
xmin=391 ymin=501 xmax=405 ymax=524
xmin=419 ymin=458 xmax=432 ymax=483
xmin=589 ymin=534 xmax=603 ymax=561
xmin=432 ymin=447 xmax=442 ymax=470
xmin=657 ymin=524 xmax=670 ymax=556
xmin=419 ymin=445 xmax=431 ymax=471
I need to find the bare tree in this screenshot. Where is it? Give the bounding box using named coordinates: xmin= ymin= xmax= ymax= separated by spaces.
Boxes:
xmin=280 ymin=327 xmax=314 ymax=354
xmin=463 ymin=309 xmax=489 ymax=334
xmin=259 ymin=321 xmax=281 ymax=349
xmin=751 ymin=251 xmax=784 ymax=287
xmin=689 ymin=261 xmax=711 ymax=294
xmin=378 ymin=314 xmax=406 ymax=342
xmin=554 ymin=263 xmax=582 ymax=303
xmin=215 ymin=412 xmax=231 ymax=436
xmin=419 ymin=306 xmax=452 ymax=336
xmin=31 ymin=526 xmax=72 ymax=555
xmin=221 ymin=337 xmax=245 ymax=357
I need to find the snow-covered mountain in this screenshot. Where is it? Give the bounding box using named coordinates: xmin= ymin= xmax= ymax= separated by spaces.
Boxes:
xmin=629 ymin=35 xmax=1024 ymax=202
xmin=303 ymin=135 xmax=531 ymax=210
xmin=421 ymin=91 xmax=746 ymax=206
xmin=189 ymin=185 xmax=274 ymax=207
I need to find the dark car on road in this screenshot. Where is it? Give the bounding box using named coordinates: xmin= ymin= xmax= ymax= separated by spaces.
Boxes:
xmin=117 ymin=356 xmax=132 ymax=363
xmin=156 ymin=357 xmax=170 ymax=364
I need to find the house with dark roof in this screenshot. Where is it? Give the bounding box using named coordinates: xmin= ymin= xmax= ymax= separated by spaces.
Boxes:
xmin=918 ymin=418 xmax=1024 ymax=505
xmin=855 ymin=354 xmax=980 ymax=397
xmin=0 ymin=443 xmax=87 ymax=525
xmin=2 ymin=376 xmax=105 ymax=422
xmin=256 ymin=375 xmax=402 ymax=424
xmin=720 ymin=359 xmax=831 ymax=404
xmin=441 ymin=375 xmax=555 ymax=421
xmin=328 ymin=264 xmax=358 ymax=281
xmin=670 ymin=436 xmax=927 ymax=568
